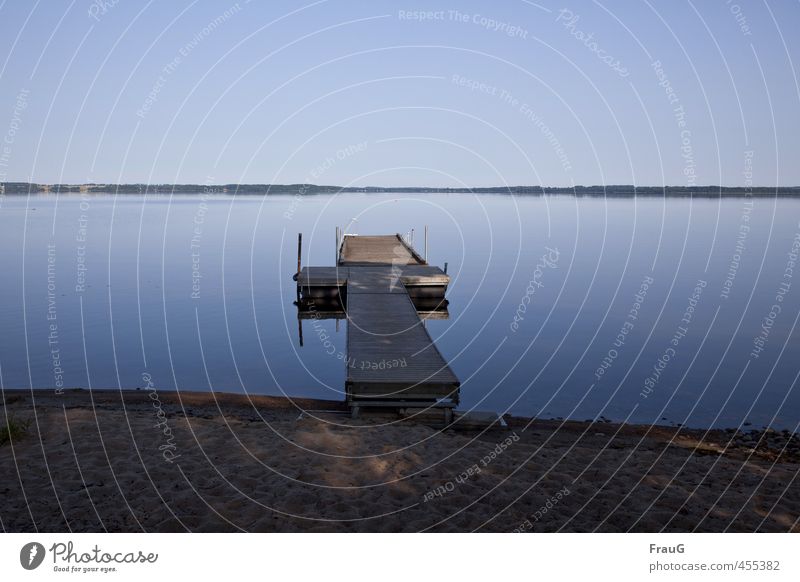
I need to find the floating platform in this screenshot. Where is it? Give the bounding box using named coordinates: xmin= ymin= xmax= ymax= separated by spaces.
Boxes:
xmin=295 ymin=264 xmax=450 ymax=301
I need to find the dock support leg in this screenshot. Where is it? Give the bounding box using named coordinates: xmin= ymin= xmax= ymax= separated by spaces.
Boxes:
xmin=297 ymin=233 xmax=302 ymax=275
xmin=351 ymin=405 xmax=360 ymax=419
xmin=296 ymin=232 xmax=302 ymax=303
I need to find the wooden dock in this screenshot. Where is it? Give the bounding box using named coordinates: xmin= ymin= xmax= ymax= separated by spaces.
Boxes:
xmin=338 ymin=234 xmax=426 ymax=266
xmin=295 ymin=234 xmax=459 ymax=416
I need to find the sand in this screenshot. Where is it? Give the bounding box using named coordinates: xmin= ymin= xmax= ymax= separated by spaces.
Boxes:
xmin=1 ymin=389 xmax=798 ymax=532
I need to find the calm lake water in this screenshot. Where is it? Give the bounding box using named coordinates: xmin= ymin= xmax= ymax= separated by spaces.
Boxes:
xmin=1 ymin=192 xmax=798 ymax=429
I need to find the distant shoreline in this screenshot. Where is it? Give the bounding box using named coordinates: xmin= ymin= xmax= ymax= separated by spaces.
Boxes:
xmin=2 ymin=182 xmax=799 ymax=197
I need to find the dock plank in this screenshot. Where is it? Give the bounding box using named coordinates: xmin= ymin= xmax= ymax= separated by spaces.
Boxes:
xmin=298 ymin=265 xmax=448 ymax=288
xmin=395 ymin=265 xmax=449 ymax=285
xmin=296 ymin=266 xmax=348 ymax=287
xmin=347 ymin=267 xmax=406 ymax=294
xmin=346 ymin=287 xmax=459 ymax=390
xmin=339 ymin=234 xmax=425 ymax=266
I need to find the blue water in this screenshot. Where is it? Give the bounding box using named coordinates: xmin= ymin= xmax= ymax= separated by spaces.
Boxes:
xmin=1 ymin=192 xmax=798 ymax=429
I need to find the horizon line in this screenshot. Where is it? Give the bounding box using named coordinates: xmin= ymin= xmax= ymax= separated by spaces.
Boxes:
xmin=2 ymin=182 xmax=798 ymax=190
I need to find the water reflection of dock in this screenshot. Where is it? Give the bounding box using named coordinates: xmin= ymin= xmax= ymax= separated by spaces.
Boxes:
xmin=294 ymin=233 xmax=459 ymax=418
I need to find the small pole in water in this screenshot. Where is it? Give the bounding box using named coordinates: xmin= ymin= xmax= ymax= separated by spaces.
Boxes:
xmin=424 ymin=225 xmax=428 ymax=263
xmin=296 ymin=232 xmax=303 ymax=303
xmin=298 ymin=318 xmax=304 ymax=347
xmin=444 ymin=261 xmax=448 ymax=274
xmin=297 ymin=233 xmax=302 ymax=276
xmin=335 ymin=226 xmax=339 ymax=263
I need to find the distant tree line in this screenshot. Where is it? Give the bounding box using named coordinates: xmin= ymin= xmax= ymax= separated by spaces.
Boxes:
xmin=1 ymin=182 xmax=798 ymax=196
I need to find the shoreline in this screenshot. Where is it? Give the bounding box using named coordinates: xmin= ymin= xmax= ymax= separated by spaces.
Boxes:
xmin=2 ymin=388 xmax=798 ymax=532
xmin=0 ymin=387 xmax=792 ymax=433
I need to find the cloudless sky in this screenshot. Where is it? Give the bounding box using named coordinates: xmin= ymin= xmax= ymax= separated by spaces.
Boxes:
xmin=0 ymin=0 xmax=798 ymax=187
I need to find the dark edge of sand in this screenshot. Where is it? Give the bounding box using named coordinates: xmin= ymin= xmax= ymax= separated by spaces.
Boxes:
xmin=3 ymin=388 xmax=797 ymax=464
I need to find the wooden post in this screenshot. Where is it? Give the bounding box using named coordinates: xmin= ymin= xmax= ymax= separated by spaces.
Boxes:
xmin=424 ymin=225 xmax=428 ymax=263
xmin=298 ymin=318 xmax=304 ymax=347
xmin=297 ymin=233 xmax=302 ymax=276
xmin=444 ymin=261 xmax=448 ymax=274
xmin=296 ymin=233 xmax=303 ymax=304
xmin=335 ymin=226 xmax=339 ymax=263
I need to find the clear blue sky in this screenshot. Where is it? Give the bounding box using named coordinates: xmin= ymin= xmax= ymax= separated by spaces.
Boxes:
xmin=0 ymin=0 xmax=798 ymax=187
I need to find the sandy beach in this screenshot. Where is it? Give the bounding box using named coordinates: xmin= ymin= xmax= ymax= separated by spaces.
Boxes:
xmin=1 ymin=389 xmax=798 ymax=533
